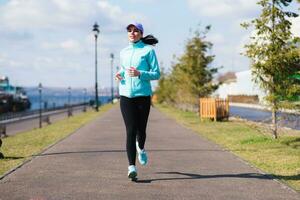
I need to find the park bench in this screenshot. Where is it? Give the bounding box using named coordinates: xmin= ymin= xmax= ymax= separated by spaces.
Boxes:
xmin=199 ymin=98 xmax=229 ymax=121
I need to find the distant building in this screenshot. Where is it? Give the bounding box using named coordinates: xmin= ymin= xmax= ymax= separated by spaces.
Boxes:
xmin=217 ymin=71 xmax=237 ymax=84
xmin=214 ymin=70 xmax=266 ymax=103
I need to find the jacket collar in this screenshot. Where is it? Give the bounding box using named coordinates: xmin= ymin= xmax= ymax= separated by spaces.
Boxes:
xmin=129 ymin=40 xmax=144 ymax=48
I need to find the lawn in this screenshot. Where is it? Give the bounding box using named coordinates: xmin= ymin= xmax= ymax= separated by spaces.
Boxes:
xmin=156 ymin=103 xmax=300 ymax=192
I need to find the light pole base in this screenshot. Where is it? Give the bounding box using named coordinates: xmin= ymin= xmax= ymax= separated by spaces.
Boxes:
xmin=68 ymin=107 xmax=73 ymax=117
xmin=0 ymin=139 xmax=3 ymax=159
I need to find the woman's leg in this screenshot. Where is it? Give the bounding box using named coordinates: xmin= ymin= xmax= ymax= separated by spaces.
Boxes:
xmin=120 ymin=96 xmax=138 ymax=165
xmin=136 ymin=96 xmax=151 ymax=150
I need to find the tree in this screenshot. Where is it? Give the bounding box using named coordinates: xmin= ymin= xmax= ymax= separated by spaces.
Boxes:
xmin=241 ymin=0 xmax=300 ymax=138
xmin=156 ymin=25 xmax=219 ymax=109
xmin=156 ymin=67 xmax=177 ymax=104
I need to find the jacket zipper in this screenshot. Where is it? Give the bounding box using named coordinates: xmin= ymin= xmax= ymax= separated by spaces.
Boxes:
xmin=129 ymin=47 xmax=135 ymax=96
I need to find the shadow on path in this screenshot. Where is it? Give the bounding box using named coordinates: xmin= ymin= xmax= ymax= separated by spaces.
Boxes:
xmin=135 ymin=171 xmax=300 ymax=184
xmin=33 ymin=147 xmax=295 ymax=157
xmin=3 ymin=148 xmax=225 ymax=161
xmin=35 ymin=148 xmax=232 ymax=157
xmin=36 ymin=150 xmax=126 ymax=156
xmin=135 ymin=172 xmax=272 ymax=183
xmin=2 ymin=156 xmax=25 ymax=160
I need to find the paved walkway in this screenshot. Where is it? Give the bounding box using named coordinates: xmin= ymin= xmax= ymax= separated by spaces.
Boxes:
xmin=0 ymin=106 xmax=299 ymax=200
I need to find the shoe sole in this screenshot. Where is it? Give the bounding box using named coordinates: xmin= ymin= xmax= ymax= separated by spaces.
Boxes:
xmin=139 ymin=160 xmax=147 ymax=166
xmin=128 ymin=171 xmax=137 ymax=180
xmin=138 ymin=155 xmax=148 ymax=166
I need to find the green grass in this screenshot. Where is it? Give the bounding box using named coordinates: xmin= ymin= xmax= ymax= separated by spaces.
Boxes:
xmin=156 ymin=103 xmax=300 ymax=192
xmin=0 ymin=104 xmax=114 ymax=177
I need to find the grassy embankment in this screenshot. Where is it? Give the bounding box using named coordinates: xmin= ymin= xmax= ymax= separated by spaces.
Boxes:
xmin=0 ymin=104 xmax=114 ymax=177
xmin=156 ymin=103 xmax=300 ymax=192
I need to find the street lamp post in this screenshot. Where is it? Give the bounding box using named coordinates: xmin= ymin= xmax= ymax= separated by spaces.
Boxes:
xmin=38 ymin=83 xmax=42 ymax=128
xmin=0 ymin=138 xmax=3 ymax=159
xmin=92 ymin=22 xmax=100 ymax=112
xmin=110 ymin=53 xmax=114 ymax=104
xmin=68 ymin=86 xmax=72 ymax=117
xmin=83 ymin=88 xmax=87 ymax=112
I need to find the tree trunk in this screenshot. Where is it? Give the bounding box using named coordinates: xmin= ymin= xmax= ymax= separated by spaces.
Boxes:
xmin=271 ymin=0 xmax=278 ymax=139
xmin=271 ymin=103 xmax=278 ymax=139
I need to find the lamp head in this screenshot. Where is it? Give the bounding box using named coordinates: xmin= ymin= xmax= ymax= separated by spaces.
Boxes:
xmin=93 ymin=22 xmax=100 ymax=37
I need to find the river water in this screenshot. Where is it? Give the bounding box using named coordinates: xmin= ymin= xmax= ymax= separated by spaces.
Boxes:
xmin=230 ymin=106 xmax=300 ymax=130
xmin=24 ymin=87 xmax=114 ymax=111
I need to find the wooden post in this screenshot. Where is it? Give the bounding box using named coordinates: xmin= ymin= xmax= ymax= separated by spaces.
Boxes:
xmin=226 ymin=98 xmax=229 ymax=119
xmin=199 ymin=98 xmax=202 ymax=120
xmin=214 ymin=98 xmax=217 ymax=122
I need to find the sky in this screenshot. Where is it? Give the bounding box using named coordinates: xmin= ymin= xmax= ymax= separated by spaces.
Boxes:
xmin=0 ymin=0 xmax=299 ymax=89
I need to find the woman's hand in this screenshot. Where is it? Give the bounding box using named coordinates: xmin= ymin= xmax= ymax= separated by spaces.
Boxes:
xmin=127 ymin=67 xmax=140 ymax=77
xmin=115 ymin=72 xmax=123 ymax=81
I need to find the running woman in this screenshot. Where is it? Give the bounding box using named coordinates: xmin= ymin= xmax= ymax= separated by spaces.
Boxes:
xmin=115 ymin=22 xmax=160 ymax=180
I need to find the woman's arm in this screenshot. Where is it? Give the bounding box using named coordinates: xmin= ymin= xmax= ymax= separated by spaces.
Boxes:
xmin=139 ymin=49 xmax=160 ymax=81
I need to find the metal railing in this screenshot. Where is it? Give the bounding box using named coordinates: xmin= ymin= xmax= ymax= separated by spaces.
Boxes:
xmin=0 ymin=103 xmax=88 ymax=122
xmin=0 ymin=103 xmax=90 ymax=135
xmin=0 ymin=102 xmax=91 ymax=159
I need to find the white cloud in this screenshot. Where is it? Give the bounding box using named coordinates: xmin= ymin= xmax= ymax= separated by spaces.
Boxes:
xmin=96 ymin=1 xmax=146 ymax=32
xmin=0 ymin=53 xmax=23 ymax=69
xmin=127 ymin=0 xmax=155 ymax=3
xmin=60 ymin=39 xmax=80 ymax=51
xmin=0 ymin=0 xmax=148 ymax=87
xmin=187 ymin=0 xmax=258 ymax=18
xmin=0 ymin=0 xmax=136 ymax=31
xmin=1 ymin=0 xmax=60 ymax=30
xmin=0 ymin=53 xmax=7 ymax=63
xmin=98 ymin=1 xmax=124 ymax=22
xmin=207 ymin=33 xmax=225 ymax=45
xmin=52 ymin=0 xmax=73 ymax=11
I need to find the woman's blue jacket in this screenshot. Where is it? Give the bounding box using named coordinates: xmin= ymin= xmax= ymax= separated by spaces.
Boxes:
xmin=118 ymin=40 xmax=160 ymax=98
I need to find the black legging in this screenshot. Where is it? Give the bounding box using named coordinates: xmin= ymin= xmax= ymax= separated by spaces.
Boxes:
xmin=120 ymin=96 xmax=151 ymax=165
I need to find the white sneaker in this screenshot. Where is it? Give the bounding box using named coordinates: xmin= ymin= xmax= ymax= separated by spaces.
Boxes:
xmin=136 ymin=141 xmax=142 ymax=153
xmin=128 ymin=165 xmax=137 ymax=179
xmin=136 ymin=141 xmax=148 ymax=166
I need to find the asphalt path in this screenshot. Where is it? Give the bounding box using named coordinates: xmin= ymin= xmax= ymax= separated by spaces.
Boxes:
xmin=0 ymin=106 xmax=299 ymax=200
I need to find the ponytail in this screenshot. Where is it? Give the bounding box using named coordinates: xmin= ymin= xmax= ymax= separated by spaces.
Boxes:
xmin=141 ymin=35 xmax=158 ymax=45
